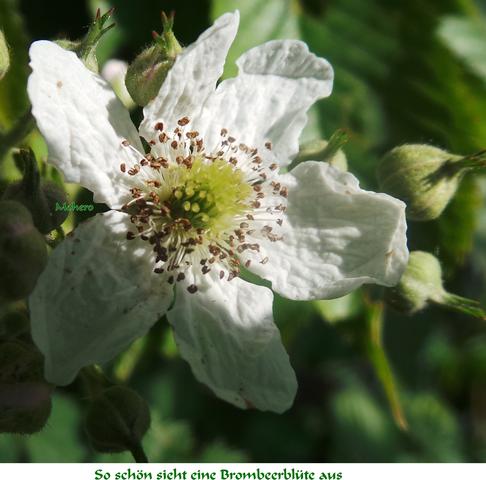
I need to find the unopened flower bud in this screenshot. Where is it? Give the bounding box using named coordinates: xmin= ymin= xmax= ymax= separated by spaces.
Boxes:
xmin=0 ymin=342 xmax=52 ymax=434
xmin=377 ymin=144 xmax=486 ymax=221
xmin=3 ymin=149 xmax=68 ymax=233
xmin=85 ymin=385 xmax=150 ymax=455
xmin=55 ymin=8 xmax=115 ymax=73
xmin=386 ymin=251 xmax=486 ymax=319
xmin=125 ymin=12 xmax=182 ymax=106
xmin=0 ymin=30 xmax=9 ymax=80
xmin=0 ymin=200 xmax=47 ymax=301
xmin=292 ymin=130 xmax=348 ymax=171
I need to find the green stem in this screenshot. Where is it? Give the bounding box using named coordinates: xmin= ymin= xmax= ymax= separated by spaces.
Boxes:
xmin=319 ymin=129 xmax=349 ymax=162
xmin=290 ymin=129 xmax=349 ymax=169
xmin=0 ymin=109 xmax=36 ymax=160
xmin=365 ymin=300 xmax=408 ymax=431
xmin=435 ymin=293 xmax=486 ymax=320
xmin=455 ymin=149 xmax=486 ymax=171
xmin=129 ymin=442 xmax=149 ymax=463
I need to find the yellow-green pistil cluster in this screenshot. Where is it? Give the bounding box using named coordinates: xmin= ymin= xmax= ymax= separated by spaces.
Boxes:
xmin=164 ymin=157 xmax=253 ymax=233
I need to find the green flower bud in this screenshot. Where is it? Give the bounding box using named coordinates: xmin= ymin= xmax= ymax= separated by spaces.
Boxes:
xmin=3 ymin=149 xmax=68 ymax=233
xmin=386 ymin=251 xmax=486 ymax=319
xmin=0 ymin=342 xmax=52 ymax=434
xmin=0 ymin=200 xmax=47 ymax=301
xmin=55 ymin=8 xmax=115 ymax=73
xmin=0 ymin=30 xmax=9 ymax=81
xmin=377 ymin=144 xmax=486 ymax=222
xmin=85 ymin=386 xmax=150 ymax=456
xmin=125 ymin=12 xmax=182 ymax=106
xmin=291 ymin=130 xmax=349 ymax=171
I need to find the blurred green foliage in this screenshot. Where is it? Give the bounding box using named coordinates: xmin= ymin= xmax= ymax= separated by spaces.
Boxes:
xmin=1 ymin=0 xmax=486 ymax=463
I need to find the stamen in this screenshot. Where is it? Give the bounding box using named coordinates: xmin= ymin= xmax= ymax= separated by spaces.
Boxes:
xmin=118 ymin=120 xmax=285 ymax=289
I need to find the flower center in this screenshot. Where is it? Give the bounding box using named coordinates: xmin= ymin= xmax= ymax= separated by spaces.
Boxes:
xmin=119 ymin=117 xmax=287 ymax=292
xmin=162 ymin=157 xmax=253 ymax=233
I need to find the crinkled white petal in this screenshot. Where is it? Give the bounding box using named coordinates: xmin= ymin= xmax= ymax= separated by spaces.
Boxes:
xmin=29 ymin=211 xmax=173 ymax=385
xmin=195 ymin=40 xmax=333 ymax=165
xmin=140 ymin=12 xmax=239 ymax=139
xmin=28 ymin=41 xmax=142 ymax=208
xmin=247 ymin=161 xmax=409 ymax=300
xmin=167 ymin=273 xmax=297 ymax=413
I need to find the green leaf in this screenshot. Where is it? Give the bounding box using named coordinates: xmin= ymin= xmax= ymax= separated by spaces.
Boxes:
xmin=0 ymin=0 xmax=29 ymax=128
xmin=211 ymin=0 xmax=300 ymax=78
xmin=402 ymin=393 xmax=465 ymax=462
xmin=330 ymin=384 xmax=400 ymax=461
xmin=438 ymin=14 xmax=486 ymax=84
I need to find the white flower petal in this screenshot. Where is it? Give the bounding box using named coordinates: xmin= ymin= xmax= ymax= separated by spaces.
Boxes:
xmin=140 ymin=12 xmax=239 ymax=139
xmin=28 ymin=41 xmax=142 ymax=208
xmin=29 ymin=211 xmax=173 ymax=385
xmin=167 ymin=274 xmax=297 ymax=413
xmin=196 ymin=40 xmax=333 ymax=165
xmin=247 ymin=161 xmax=408 ymax=300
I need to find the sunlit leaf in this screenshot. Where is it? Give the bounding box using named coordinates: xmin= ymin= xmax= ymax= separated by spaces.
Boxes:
xmin=438 ymin=14 xmax=486 ymax=84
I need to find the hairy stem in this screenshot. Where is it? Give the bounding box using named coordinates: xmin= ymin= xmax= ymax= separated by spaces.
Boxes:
xmin=365 ymin=299 xmax=408 ymax=431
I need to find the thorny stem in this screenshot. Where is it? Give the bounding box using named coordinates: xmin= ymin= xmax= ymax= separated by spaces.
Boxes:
xmin=364 ymin=299 xmax=408 ymax=431
xmin=0 ymin=109 xmax=36 ymax=161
